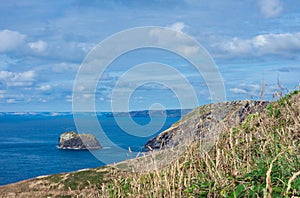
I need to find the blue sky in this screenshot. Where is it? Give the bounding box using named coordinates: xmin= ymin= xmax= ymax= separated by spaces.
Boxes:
xmin=0 ymin=0 xmax=299 ymax=112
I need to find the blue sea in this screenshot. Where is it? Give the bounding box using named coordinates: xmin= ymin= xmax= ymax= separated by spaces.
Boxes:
xmin=0 ymin=113 xmax=179 ymax=186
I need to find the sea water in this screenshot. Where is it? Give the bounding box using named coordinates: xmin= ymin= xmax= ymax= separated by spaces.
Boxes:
xmin=0 ymin=113 xmax=179 ymax=185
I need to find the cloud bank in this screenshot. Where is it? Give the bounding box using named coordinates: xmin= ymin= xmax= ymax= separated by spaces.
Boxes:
xmin=0 ymin=30 xmax=26 ymax=53
xmin=215 ymin=32 xmax=300 ymax=58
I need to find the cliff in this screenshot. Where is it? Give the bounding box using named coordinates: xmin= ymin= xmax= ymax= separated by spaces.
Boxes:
xmin=145 ymin=100 xmax=269 ymax=150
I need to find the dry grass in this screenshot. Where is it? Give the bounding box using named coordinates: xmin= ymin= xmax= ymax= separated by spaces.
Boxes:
xmin=95 ymin=90 xmax=300 ymax=197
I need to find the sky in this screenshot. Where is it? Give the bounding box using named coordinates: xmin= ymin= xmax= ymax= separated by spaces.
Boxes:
xmin=0 ymin=0 xmax=300 ymax=112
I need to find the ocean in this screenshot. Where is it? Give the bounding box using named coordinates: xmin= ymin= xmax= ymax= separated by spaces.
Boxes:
xmin=0 ymin=113 xmax=179 ymax=186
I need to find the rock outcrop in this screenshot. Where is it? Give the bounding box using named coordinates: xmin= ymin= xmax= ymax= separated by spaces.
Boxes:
xmin=145 ymin=100 xmax=269 ymax=151
xmin=58 ymin=131 xmax=101 ymax=150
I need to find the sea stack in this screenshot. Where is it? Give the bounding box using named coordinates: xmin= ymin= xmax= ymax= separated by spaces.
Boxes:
xmin=57 ymin=131 xmax=101 ymax=150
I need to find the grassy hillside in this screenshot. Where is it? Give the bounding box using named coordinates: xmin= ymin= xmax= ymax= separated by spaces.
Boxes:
xmin=0 ymin=90 xmax=299 ymax=197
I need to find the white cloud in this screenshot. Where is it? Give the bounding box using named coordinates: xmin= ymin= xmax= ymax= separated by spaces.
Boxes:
xmin=66 ymin=95 xmax=73 ymax=102
xmin=0 ymin=70 xmax=35 ymax=87
xmin=76 ymin=42 xmax=95 ymax=53
xmin=48 ymin=41 xmax=95 ymax=61
xmin=149 ymin=25 xmax=202 ymax=58
xmin=28 ymin=40 xmax=47 ymax=53
xmin=240 ymin=83 xmax=260 ymax=90
xmin=36 ymin=84 xmax=51 ymax=91
xmin=18 ymin=70 xmax=35 ymax=81
xmin=218 ymin=37 xmax=252 ymax=55
xmin=169 ymin=22 xmax=186 ymax=32
xmin=99 ymin=97 xmax=105 ymax=101
xmin=259 ymin=0 xmax=283 ymax=18
xmin=229 ymin=83 xmax=262 ymax=98
xmin=216 ymin=32 xmax=300 ymax=58
xmin=39 ymin=98 xmax=47 ymax=103
xmin=0 ymin=29 xmax=26 ymax=52
xmin=52 ymin=62 xmax=80 ymax=73
xmin=6 ymin=98 xmax=16 ymax=104
xmin=252 ymin=33 xmax=300 ymax=55
xmin=83 ymin=94 xmax=93 ymax=99
xmin=230 ymin=87 xmax=247 ymax=94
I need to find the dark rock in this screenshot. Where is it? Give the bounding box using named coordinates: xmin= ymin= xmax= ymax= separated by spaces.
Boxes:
xmin=57 ymin=131 xmax=101 ymax=150
xmin=145 ymin=100 xmax=269 ymax=151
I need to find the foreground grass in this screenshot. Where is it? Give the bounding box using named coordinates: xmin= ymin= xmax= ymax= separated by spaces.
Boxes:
xmin=98 ymin=90 xmax=300 ymax=197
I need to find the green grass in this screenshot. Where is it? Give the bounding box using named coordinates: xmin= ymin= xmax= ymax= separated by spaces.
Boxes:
xmin=45 ymin=168 xmax=108 ymax=191
xmin=47 ymin=174 xmax=63 ymax=184
xmin=94 ymin=90 xmax=300 ymax=197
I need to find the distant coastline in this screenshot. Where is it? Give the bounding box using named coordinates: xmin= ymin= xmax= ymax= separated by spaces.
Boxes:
xmin=0 ymin=109 xmax=192 ymax=118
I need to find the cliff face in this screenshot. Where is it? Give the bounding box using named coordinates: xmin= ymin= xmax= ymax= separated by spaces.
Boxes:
xmin=58 ymin=131 xmax=101 ymax=150
xmin=145 ymin=100 xmax=269 ymax=151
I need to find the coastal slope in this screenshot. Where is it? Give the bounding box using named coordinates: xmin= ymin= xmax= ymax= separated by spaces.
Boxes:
xmin=0 ymin=90 xmax=299 ymax=197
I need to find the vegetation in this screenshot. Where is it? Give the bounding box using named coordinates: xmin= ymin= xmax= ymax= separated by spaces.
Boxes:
xmin=96 ymin=90 xmax=300 ymax=197
xmin=0 ymin=90 xmax=299 ymax=197
xmin=47 ymin=168 xmax=107 ymax=191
